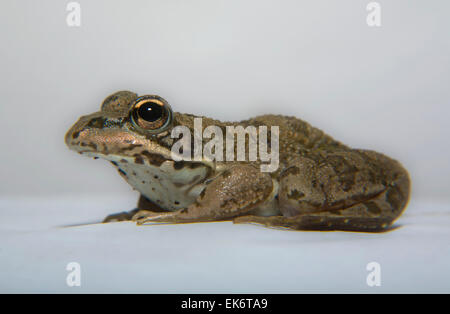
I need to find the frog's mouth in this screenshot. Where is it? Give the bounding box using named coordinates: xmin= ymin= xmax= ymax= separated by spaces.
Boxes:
xmin=66 ymin=134 xmax=173 ymax=168
xmin=65 ymin=114 xmax=174 ymax=165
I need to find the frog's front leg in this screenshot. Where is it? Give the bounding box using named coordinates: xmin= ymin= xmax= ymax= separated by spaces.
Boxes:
xmin=134 ymin=165 xmax=274 ymax=225
xmin=103 ymin=195 xmax=167 ymax=222
xmin=235 ymin=150 xmax=410 ymax=232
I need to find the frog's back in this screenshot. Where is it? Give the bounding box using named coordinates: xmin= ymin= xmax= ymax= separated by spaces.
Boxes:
xmin=240 ymin=114 xmax=349 ymax=155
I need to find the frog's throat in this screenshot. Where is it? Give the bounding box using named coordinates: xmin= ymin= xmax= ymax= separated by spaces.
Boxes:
xmin=80 ymin=150 xmax=214 ymax=212
xmin=78 ymin=151 xmax=170 ymax=168
xmin=79 ymin=150 xmax=215 ymax=173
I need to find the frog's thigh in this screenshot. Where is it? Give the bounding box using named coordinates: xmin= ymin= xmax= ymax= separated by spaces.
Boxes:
xmin=244 ymin=150 xmax=410 ymax=231
xmin=136 ymin=165 xmax=273 ymax=224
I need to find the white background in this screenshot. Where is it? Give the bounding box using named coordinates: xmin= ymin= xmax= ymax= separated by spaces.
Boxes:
xmin=0 ymin=0 xmax=449 ymax=293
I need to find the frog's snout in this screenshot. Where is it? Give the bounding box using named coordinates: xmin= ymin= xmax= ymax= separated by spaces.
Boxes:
xmin=65 ymin=113 xmax=99 ymax=151
xmin=65 ymin=118 xmax=83 ymax=149
xmin=65 ymin=111 xmax=149 ymax=157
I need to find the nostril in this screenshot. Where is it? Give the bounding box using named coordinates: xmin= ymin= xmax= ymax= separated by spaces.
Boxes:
xmin=86 ymin=117 xmax=106 ymax=129
xmin=72 ymin=130 xmax=80 ymax=139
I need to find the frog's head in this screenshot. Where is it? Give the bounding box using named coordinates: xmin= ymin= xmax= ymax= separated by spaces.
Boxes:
xmin=66 ymin=91 xmax=213 ymax=209
xmin=65 ymin=91 xmax=178 ymax=164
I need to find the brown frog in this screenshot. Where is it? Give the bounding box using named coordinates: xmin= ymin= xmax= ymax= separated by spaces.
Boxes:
xmin=65 ymin=91 xmax=410 ymax=231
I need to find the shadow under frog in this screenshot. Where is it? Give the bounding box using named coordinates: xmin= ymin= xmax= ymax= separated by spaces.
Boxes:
xmin=65 ymin=91 xmax=411 ymax=232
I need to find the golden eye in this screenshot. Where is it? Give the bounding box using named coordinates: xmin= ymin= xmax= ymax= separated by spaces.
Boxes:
xmin=130 ymin=96 xmax=172 ymax=132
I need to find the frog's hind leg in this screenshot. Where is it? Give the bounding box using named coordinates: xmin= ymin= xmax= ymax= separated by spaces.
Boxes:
xmin=234 ymin=181 xmax=409 ymax=232
xmin=234 ymin=207 xmax=395 ymax=232
xmin=235 ymin=150 xmax=410 ymax=232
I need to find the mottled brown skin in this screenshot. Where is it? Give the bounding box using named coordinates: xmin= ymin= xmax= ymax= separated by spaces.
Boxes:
xmin=65 ymin=91 xmax=411 ymax=232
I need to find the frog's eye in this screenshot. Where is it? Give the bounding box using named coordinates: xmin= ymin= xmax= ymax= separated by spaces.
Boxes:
xmin=130 ymin=96 xmax=172 ymax=133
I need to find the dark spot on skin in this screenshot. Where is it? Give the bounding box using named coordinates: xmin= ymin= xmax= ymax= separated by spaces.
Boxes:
xmin=134 ymin=154 xmax=144 ymax=164
xmin=142 ymin=181 xmax=145 ymax=184
xmin=386 ymin=185 xmax=402 ymax=212
xmin=297 ymin=200 xmax=324 ymax=209
xmin=143 ymin=133 xmax=173 ymax=150
xmin=174 ymin=161 xmax=186 ymax=170
xmin=287 ymin=189 xmax=305 ymax=200
xmin=152 ymin=187 xmax=155 ymax=191
xmin=72 ymin=130 xmax=80 ymax=139
xmin=339 ymin=173 xmax=356 ymax=192
xmin=281 ymin=166 xmax=300 ymax=178
xmin=133 ymin=171 xmax=137 ymax=176
xmin=323 ymin=156 xmax=359 ymax=192
xmin=174 ymin=161 xmax=205 ymax=170
xmin=86 ymin=117 xmax=106 ymax=129
xmin=366 ymin=201 xmax=382 ymax=215
xmin=350 ymin=190 xmax=383 ymax=203
xmin=174 ymin=201 xmax=180 ymax=205
xmin=154 ymin=175 xmax=159 ymax=179
xmin=325 ymin=199 xmax=349 ymax=210
xmin=120 ymin=144 xmax=143 ymax=152
xmin=141 ymin=151 xmax=166 ymax=166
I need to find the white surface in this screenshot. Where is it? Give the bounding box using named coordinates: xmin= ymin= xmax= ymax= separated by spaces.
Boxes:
xmin=0 ymin=196 xmax=449 ymax=293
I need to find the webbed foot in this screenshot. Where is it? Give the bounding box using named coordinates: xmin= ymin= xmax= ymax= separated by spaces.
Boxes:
xmin=103 ymin=208 xmax=140 ymax=223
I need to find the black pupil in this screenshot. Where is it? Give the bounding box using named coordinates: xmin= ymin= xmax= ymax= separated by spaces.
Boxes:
xmin=138 ymin=102 xmax=163 ymax=122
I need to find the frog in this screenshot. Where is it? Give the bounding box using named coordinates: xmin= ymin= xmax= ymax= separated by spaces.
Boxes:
xmin=65 ymin=91 xmax=411 ymax=231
